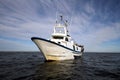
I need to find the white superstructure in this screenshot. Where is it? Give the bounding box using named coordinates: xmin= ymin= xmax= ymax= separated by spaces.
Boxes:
xmin=31 ymin=16 xmax=84 ymax=61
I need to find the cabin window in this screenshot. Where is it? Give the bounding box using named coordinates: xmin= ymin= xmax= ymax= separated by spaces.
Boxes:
xmin=58 ymin=42 xmax=61 ymax=44
xmin=73 ymin=45 xmax=75 ymax=50
xmin=76 ymin=47 xmax=78 ymax=50
xmin=53 ymin=36 xmax=63 ymax=39
xmin=65 ymin=37 xmax=68 ymax=41
xmin=55 ymin=27 xmax=65 ymax=33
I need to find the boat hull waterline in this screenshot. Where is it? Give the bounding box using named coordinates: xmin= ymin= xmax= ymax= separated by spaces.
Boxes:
xmin=31 ymin=37 xmax=83 ymax=61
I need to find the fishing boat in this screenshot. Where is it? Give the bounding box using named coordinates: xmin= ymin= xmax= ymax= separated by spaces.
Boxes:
xmin=31 ymin=16 xmax=84 ymax=61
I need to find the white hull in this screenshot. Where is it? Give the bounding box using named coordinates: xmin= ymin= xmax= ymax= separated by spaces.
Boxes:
xmin=31 ymin=37 xmax=82 ymax=61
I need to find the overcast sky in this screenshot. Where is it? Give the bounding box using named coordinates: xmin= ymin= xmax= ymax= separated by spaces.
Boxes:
xmin=0 ymin=0 xmax=120 ymax=52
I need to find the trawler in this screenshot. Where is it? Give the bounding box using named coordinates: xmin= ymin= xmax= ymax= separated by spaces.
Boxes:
xmin=31 ymin=16 xmax=84 ymax=61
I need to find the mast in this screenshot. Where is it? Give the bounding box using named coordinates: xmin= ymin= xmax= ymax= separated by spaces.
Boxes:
xmin=53 ymin=15 xmax=69 ymax=36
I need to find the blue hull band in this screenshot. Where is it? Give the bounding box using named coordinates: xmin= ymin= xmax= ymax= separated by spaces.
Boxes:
xmin=31 ymin=37 xmax=80 ymax=53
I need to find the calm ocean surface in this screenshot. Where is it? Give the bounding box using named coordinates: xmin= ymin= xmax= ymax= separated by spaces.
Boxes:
xmin=0 ymin=52 xmax=120 ymax=80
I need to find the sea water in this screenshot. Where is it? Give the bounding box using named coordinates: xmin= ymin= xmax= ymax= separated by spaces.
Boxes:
xmin=0 ymin=52 xmax=120 ymax=80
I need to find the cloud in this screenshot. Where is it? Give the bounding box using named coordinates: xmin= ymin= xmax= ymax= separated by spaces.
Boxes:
xmin=0 ymin=0 xmax=120 ymax=52
xmin=0 ymin=38 xmax=38 ymax=51
xmin=0 ymin=18 xmax=54 ymax=40
xmin=84 ymin=2 xmax=95 ymax=14
xmin=94 ymin=24 xmax=120 ymax=43
xmin=72 ymin=22 xmax=120 ymax=52
xmin=0 ymin=0 xmax=76 ymax=39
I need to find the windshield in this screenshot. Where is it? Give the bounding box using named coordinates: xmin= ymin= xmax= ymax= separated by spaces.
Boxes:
xmin=53 ymin=36 xmax=63 ymax=39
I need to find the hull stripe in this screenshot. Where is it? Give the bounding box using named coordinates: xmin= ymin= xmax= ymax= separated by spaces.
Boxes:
xmin=31 ymin=37 xmax=80 ymax=53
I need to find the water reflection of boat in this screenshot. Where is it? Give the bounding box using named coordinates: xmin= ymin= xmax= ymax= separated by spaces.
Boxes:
xmin=34 ymin=58 xmax=85 ymax=80
xmin=34 ymin=61 xmax=72 ymax=79
xmin=31 ymin=16 xmax=84 ymax=61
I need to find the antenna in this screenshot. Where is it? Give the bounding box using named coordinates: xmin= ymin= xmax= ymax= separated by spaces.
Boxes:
xmin=60 ymin=15 xmax=63 ymax=21
xmin=56 ymin=11 xmax=58 ymax=22
xmin=55 ymin=11 xmax=58 ymax=24
xmin=69 ymin=11 xmax=73 ymax=28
